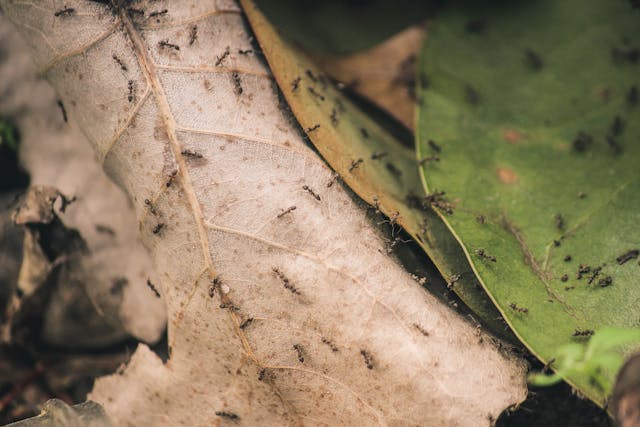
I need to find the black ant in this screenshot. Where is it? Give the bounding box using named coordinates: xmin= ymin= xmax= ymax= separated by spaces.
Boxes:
xmin=126 ymin=7 xmax=144 ymax=17
xmin=149 ymin=9 xmax=168 ymax=22
xmin=277 ymin=206 xmax=296 ymax=218
xmin=291 ymin=77 xmax=301 ymax=92
xmin=413 ymin=323 xmax=430 ymax=337
xmin=349 ymin=158 xmax=363 ymax=172
xmin=572 ymin=132 xmax=593 ymax=152
xmin=419 ymin=155 xmax=439 ymax=165
xmin=524 ymin=49 xmax=543 ymax=70
xmin=475 ymin=248 xmax=497 ymax=262
xmin=214 ymin=411 xmax=239 ymax=421
xmin=189 ymin=25 xmax=198 ymax=45
xmin=306 ymin=124 xmax=320 ymax=133
xmin=146 ymin=279 xmax=161 ymax=298
xmin=305 ymin=69 xmax=317 ymax=82
xmin=57 ymin=100 xmax=68 ymax=122
xmin=239 ymin=317 xmax=253 ymax=329
xmin=598 ymin=276 xmax=613 ymax=287
xmin=322 ymin=337 xmax=338 ymax=352
xmin=326 ymin=172 xmax=339 ymax=188
xmin=166 ymin=169 xmax=178 ymax=187
xmin=54 ymin=7 xmax=75 ymax=17
xmin=307 ymin=87 xmax=325 ymax=101
xmin=180 ymin=149 xmax=203 ymax=159
xmin=159 ymin=40 xmax=180 ymax=51
xmin=293 ymin=344 xmax=305 ymax=363
xmin=152 ymin=223 xmax=165 ymax=234
xmin=112 ymin=54 xmax=127 ymax=71
xmin=330 ymin=109 xmax=338 ymax=126
xmin=508 ymin=302 xmax=529 ymax=315
xmin=617 ymin=249 xmax=639 ymax=264
xmin=428 ymin=140 xmax=441 ymax=152
xmin=302 ymin=185 xmax=321 ymax=201
xmin=215 ymin=47 xmax=230 ymax=66
xmin=360 ymin=350 xmax=374 ymax=369
xmin=232 ymin=72 xmax=242 ymax=95
xmin=273 ymin=267 xmax=301 ymax=294
xmin=386 ymin=163 xmax=402 ymax=178
xmin=127 ymin=80 xmax=135 ymax=103
xmin=144 ymin=198 xmax=158 ymax=215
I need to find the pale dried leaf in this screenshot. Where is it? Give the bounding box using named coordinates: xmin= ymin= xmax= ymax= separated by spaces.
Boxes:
xmin=2 ymin=1 xmax=527 ymax=425
xmin=312 ymin=25 xmax=425 ymax=130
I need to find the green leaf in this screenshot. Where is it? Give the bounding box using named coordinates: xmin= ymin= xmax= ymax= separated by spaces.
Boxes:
xmin=243 ymin=0 xmax=512 ymax=337
xmin=257 ymin=0 xmax=440 ymax=54
xmin=417 ymin=0 xmax=640 ymax=406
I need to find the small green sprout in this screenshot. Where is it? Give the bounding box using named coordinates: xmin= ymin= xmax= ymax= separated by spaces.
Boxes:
xmin=529 ymin=327 xmax=640 ymax=396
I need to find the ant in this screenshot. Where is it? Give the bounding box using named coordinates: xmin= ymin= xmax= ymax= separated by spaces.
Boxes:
xmin=214 ymin=411 xmax=239 ymax=421
xmin=508 ymin=302 xmax=529 ymax=315
xmin=239 ymin=317 xmax=254 ymax=329
xmin=112 ymin=54 xmax=127 ymax=71
xmin=146 ymin=279 xmax=161 ymax=298
xmin=302 ymin=185 xmax=321 ymax=201
xmin=277 ymin=206 xmax=296 ymax=218
xmin=128 ymin=80 xmax=135 ymax=103
xmin=475 ymin=249 xmax=497 ymax=262
xmin=360 ymin=350 xmax=374 ymax=369
xmin=524 ymin=49 xmax=543 ymax=70
xmin=54 ymin=7 xmax=75 ymax=17
xmin=349 ymin=158 xmax=363 ymax=172
xmin=215 ymin=47 xmax=230 ymax=66
xmin=307 ymin=87 xmax=325 ymax=101
xmin=232 ymin=72 xmax=243 ymax=95
xmin=159 ymin=40 xmax=180 ymax=51
xmin=293 ymin=344 xmax=305 ymax=363
xmin=291 ymin=77 xmax=301 ymax=92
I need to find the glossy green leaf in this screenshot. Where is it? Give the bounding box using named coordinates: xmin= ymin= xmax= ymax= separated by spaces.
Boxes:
xmin=417 ymin=0 xmax=640 ymax=406
xmin=243 ymin=0 xmax=511 ymax=338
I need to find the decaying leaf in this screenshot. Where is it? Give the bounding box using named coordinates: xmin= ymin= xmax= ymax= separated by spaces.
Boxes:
xmin=0 ymin=17 xmax=166 ymax=346
xmin=2 ymin=1 xmax=527 ymax=425
xmin=311 ymin=25 xmax=425 ymax=130
xmin=3 ymin=186 xmax=89 ymax=346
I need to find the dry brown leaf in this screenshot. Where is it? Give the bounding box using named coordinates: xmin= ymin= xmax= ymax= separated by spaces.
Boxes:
xmin=0 ymin=17 xmax=166 ymax=346
xmin=2 ymin=1 xmax=526 ymax=425
xmin=311 ymin=25 xmax=425 ymax=130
